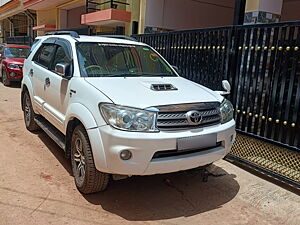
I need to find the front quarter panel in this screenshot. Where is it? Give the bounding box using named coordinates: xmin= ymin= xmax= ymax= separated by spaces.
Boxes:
xmin=64 ymin=103 xmax=99 ymax=131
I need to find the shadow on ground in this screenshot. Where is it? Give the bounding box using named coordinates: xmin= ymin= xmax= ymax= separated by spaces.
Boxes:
xmin=37 ymin=132 xmax=72 ymax=175
xmin=0 ymin=81 xmax=21 ymax=89
xmin=37 ymin=130 xmax=240 ymax=221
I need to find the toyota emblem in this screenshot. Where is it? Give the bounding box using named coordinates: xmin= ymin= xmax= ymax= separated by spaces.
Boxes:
xmin=186 ymin=110 xmax=203 ymax=125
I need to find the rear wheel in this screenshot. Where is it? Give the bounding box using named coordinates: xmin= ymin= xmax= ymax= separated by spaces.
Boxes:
xmin=23 ymin=91 xmax=39 ymax=131
xmin=71 ymin=124 xmax=110 ymax=194
xmin=2 ymin=69 xmax=11 ymax=86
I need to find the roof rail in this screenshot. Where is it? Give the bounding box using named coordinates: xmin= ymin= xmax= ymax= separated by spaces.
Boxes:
xmin=99 ymin=35 xmax=137 ymax=42
xmin=45 ymin=31 xmax=80 ymax=38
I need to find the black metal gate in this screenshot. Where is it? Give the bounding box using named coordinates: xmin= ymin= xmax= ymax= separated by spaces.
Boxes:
xmin=133 ymin=21 xmax=300 ymax=187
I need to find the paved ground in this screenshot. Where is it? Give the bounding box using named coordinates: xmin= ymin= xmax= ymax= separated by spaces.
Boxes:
xmin=0 ymin=82 xmax=299 ymax=225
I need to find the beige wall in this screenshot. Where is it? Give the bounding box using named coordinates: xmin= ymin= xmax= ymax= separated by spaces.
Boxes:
xmin=37 ymin=9 xmax=57 ymax=26
xmin=125 ymin=0 xmax=140 ymax=35
xmin=145 ymin=0 xmax=235 ymax=30
xmin=246 ymin=0 xmax=283 ymax=14
xmin=245 ymin=0 xmax=260 ymax=12
xmin=36 ymin=8 xmax=57 ymax=35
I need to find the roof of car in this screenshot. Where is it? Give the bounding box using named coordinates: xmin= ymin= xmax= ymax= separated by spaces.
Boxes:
xmin=3 ymin=44 xmax=30 ymax=48
xmin=78 ymin=35 xmax=146 ymax=45
xmin=38 ymin=34 xmax=146 ymax=46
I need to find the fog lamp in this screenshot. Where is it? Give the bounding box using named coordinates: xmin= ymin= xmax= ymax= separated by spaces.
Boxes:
xmin=120 ymin=150 xmax=132 ymax=160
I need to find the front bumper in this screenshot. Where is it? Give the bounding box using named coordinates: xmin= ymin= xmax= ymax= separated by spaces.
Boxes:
xmin=88 ymin=120 xmax=236 ymax=175
xmin=6 ymin=67 xmax=23 ymax=80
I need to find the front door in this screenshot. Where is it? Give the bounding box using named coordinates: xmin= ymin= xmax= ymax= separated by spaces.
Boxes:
xmin=43 ymin=41 xmax=73 ymax=132
xmin=43 ymin=39 xmax=73 ymax=131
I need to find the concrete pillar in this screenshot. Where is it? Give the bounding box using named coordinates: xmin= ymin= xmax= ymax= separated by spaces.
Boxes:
xmin=125 ymin=0 xmax=140 ymax=35
xmin=6 ymin=18 xmax=14 ymax=37
xmin=0 ymin=21 xmax=3 ymax=43
xmin=244 ymin=0 xmax=283 ymax=24
xmin=138 ymin=0 xmax=146 ymax=34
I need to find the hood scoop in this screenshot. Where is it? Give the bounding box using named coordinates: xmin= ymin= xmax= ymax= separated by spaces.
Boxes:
xmin=150 ymin=83 xmax=178 ymax=91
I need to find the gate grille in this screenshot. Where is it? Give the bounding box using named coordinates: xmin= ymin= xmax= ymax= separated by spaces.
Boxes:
xmin=133 ymin=21 xmax=300 ymax=187
xmin=228 ymin=134 xmax=300 ymax=187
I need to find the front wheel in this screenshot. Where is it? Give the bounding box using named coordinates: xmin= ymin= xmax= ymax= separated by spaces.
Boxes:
xmin=71 ymin=124 xmax=110 ymax=194
xmin=2 ymin=69 xmax=11 ymax=86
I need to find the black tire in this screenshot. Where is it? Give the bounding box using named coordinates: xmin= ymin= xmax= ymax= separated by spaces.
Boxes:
xmin=2 ymin=69 xmax=11 ymax=87
xmin=71 ymin=124 xmax=110 ymax=194
xmin=23 ymin=91 xmax=40 ymax=131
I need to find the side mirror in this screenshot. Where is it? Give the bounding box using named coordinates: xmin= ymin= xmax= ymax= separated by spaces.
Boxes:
xmin=55 ymin=62 xmax=71 ymax=79
xmin=216 ymin=80 xmax=231 ymax=95
xmin=222 ymin=80 xmax=231 ymax=93
xmin=0 ymin=53 xmax=2 ymax=57
xmin=172 ymin=65 xmax=179 ymax=73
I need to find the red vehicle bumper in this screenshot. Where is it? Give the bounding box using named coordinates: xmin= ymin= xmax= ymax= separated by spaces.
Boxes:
xmin=5 ymin=67 xmax=23 ymax=81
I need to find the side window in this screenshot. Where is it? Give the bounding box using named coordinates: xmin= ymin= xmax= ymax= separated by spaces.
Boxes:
xmin=51 ymin=46 xmax=70 ymax=71
xmin=33 ymin=44 xmax=56 ymax=68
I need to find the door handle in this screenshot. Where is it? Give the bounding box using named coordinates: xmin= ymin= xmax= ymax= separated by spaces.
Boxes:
xmin=45 ymin=77 xmax=50 ymax=87
xmin=29 ymin=69 xmax=33 ymax=77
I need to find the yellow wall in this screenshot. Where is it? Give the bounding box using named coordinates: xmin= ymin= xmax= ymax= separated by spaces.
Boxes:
xmin=125 ymin=0 xmax=140 ymax=35
xmin=34 ymin=0 xmax=146 ymax=35
xmin=36 ymin=8 xmax=57 ymax=35
xmin=245 ymin=0 xmax=260 ymax=12
xmin=92 ymin=0 xmax=144 ymax=35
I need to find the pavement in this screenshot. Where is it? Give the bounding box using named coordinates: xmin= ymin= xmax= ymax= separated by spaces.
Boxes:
xmin=0 ymin=81 xmax=299 ymax=225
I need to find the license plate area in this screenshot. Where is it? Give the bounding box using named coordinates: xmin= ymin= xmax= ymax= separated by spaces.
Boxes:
xmin=177 ymin=134 xmax=217 ymax=151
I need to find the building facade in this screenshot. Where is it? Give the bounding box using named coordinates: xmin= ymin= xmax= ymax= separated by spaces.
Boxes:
xmin=1 ymin=0 xmax=300 ymax=44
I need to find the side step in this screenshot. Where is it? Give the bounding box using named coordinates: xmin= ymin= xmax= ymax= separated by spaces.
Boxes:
xmin=34 ymin=116 xmax=66 ymax=150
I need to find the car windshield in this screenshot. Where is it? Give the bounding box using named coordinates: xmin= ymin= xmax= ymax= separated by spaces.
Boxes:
xmin=76 ymin=43 xmax=176 ymax=77
xmin=4 ymin=47 xmax=29 ymax=58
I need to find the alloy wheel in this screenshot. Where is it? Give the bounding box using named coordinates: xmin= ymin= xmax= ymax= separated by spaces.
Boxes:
xmin=24 ymin=94 xmax=31 ymax=127
xmin=73 ymin=137 xmax=86 ymax=184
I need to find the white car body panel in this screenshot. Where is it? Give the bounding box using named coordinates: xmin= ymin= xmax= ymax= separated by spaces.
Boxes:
xmin=22 ymin=34 xmax=236 ymax=176
xmin=85 ymin=76 xmax=223 ymax=109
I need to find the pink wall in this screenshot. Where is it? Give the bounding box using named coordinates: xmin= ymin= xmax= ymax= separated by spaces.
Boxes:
xmin=145 ymin=0 xmax=235 ymax=30
xmin=281 ymin=0 xmax=300 ymax=21
xmin=259 ymin=0 xmax=283 ymax=15
xmin=67 ymin=6 xmax=85 ymax=28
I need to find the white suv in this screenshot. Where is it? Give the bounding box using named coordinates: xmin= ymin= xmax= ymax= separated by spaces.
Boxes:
xmin=21 ymin=31 xmax=236 ymax=194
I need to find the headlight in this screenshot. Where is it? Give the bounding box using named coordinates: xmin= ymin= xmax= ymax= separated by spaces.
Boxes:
xmin=100 ymin=103 xmax=159 ymax=132
xmin=220 ymin=99 xmax=234 ymax=124
xmin=7 ymin=64 xmax=20 ymax=69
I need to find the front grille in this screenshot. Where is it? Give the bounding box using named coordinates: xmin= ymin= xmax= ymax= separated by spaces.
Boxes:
xmin=156 ymin=102 xmax=221 ymax=130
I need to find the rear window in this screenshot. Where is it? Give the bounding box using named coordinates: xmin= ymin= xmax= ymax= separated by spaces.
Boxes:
xmin=4 ymin=47 xmax=29 ymax=58
xmin=33 ymin=44 xmax=56 ymax=68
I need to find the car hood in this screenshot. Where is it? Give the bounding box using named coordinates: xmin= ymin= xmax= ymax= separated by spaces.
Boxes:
xmin=85 ymin=76 xmax=223 ymax=109
xmin=4 ymin=57 xmax=25 ymax=64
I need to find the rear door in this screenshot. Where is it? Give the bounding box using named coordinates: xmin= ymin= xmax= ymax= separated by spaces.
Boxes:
xmin=43 ymin=40 xmax=73 ymax=131
xmin=31 ymin=42 xmax=56 ymax=114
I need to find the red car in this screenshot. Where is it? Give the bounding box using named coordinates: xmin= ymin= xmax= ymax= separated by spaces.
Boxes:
xmin=0 ymin=44 xmax=30 ymax=86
